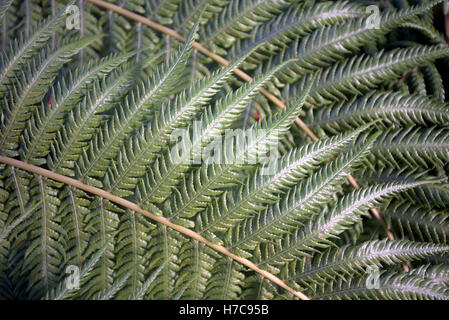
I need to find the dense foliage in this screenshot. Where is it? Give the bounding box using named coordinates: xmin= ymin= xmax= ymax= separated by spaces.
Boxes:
xmin=0 ymin=0 xmax=448 ymax=300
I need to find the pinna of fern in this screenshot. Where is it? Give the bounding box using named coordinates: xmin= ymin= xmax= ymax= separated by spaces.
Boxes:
xmin=0 ymin=0 xmax=448 ymax=300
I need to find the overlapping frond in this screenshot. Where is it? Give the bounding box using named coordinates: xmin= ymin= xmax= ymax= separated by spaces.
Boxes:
xmin=277 ymin=1 xmax=444 ymax=82
xmin=75 ymin=22 xmax=199 ymax=185
xmin=312 ymin=271 xmax=449 ymax=300
xmin=369 ymin=126 xmax=449 ymax=169
xmin=102 ymin=46 xmax=259 ymax=197
xmin=47 ymin=64 xmax=139 ymax=175
xmin=383 ymin=200 xmax=449 ymax=244
xmin=0 ymin=0 xmax=70 ymax=95
xmin=226 ymin=135 xmax=378 ymax=257
xmin=133 ymin=59 xmax=295 ymax=205
xmin=164 ymin=83 xmax=306 ymax=223
xmin=22 ymin=175 xmax=66 ymax=299
xmin=287 ymin=44 xmax=449 ymax=105
xmin=200 ymin=0 xmax=295 ymax=54
xmin=21 ymin=51 xmax=136 ymax=166
xmin=230 ymin=1 xmax=365 ymax=69
xmin=79 ymin=197 xmax=119 ymax=298
xmin=286 ymin=240 xmax=449 ymax=292
xmin=355 ymin=166 xmax=449 ymax=209
xmin=408 ymin=264 xmax=449 ymax=286
xmin=0 ymin=35 xmax=100 ymax=156
xmin=0 ymin=0 xmax=448 ymax=301
xmin=310 ymin=91 xmax=449 ymax=133
xmin=197 ymin=124 xmax=373 ymax=242
xmin=255 ymin=180 xmax=433 ymax=270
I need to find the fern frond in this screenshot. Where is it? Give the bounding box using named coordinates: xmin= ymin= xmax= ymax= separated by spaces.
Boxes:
xmin=369 ymin=127 xmax=449 ymax=169
xmin=226 ymin=135 xmax=377 ymax=256
xmin=0 ymin=0 xmax=447 ymax=301
xmin=0 ymin=0 xmax=70 ymax=95
xmin=197 ymin=124 xmax=373 ymax=242
xmin=165 ymin=85 xmax=305 ymax=222
xmin=278 ymin=1 xmax=443 ymax=81
xmin=173 ymin=0 xmax=230 ymax=32
xmin=309 ymin=91 xmax=449 ymax=133
xmin=49 ymin=240 xmax=110 ymax=300
xmin=129 ymin=261 xmax=166 ymax=300
xmin=0 ymin=35 xmax=100 ymax=156
xmin=383 ymin=200 xmax=449 ymax=244
xmin=133 ymin=59 xmax=294 ymax=204
xmin=355 ymin=166 xmax=449 ymax=208
xmin=402 ymin=17 xmax=447 ymax=45
xmin=47 ymin=64 xmax=138 ymax=175
xmin=75 ymin=23 xmax=198 ymax=185
xmin=57 ymin=186 xmax=89 ymax=270
xmin=231 ymin=1 xmax=364 ymax=69
xmin=98 ymin=0 xmax=145 ymax=53
xmin=20 ymin=51 xmax=136 ymax=166
xmin=286 ymin=240 xmax=449 ymax=290
xmin=408 ymin=264 xmax=449 ymax=286
xmin=256 ymin=180 xmax=432 ymax=269
xmin=204 ymin=256 xmax=245 ymax=299
xmin=176 ymin=239 xmax=219 ymax=299
xmin=114 ymin=209 xmax=156 ymax=299
xmin=0 ymin=0 xmax=13 ymax=22
xmin=93 ymin=270 xmax=131 ymax=300
xmin=147 ymin=0 xmax=182 ymax=25
xmin=80 ymin=198 xmax=119 ymax=298
xmin=200 ymin=0 xmax=294 ymax=53
xmin=146 ymin=224 xmax=183 ymax=299
xmin=312 ymin=271 xmax=449 ymax=300
xmin=407 ymin=68 xmax=427 ymax=96
xmin=421 ymin=63 xmax=445 ymax=102
xmin=22 ymin=175 xmax=66 ymax=299
xmin=287 ymin=44 xmax=449 ymax=105
xmin=101 ymin=47 xmax=258 ymax=196
xmin=404 ymin=184 xmax=449 ymax=209
xmin=1 ymin=178 xmax=36 ymax=298
xmin=241 ymin=274 xmax=276 ymax=300
xmin=0 ymin=197 xmax=39 ymax=243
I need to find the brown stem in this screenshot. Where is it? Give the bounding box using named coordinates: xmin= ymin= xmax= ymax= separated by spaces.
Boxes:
xmin=0 ymin=156 xmax=310 ymax=300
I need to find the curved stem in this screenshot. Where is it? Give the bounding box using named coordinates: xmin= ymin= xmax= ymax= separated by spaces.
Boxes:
xmin=0 ymin=155 xmax=310 ymax=300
